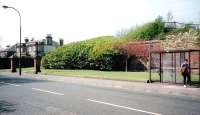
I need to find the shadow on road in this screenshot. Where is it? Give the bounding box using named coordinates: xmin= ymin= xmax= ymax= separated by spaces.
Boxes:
xmin=0 ymin=74 xmax=49 ymax=86
xmin=0 ymin=100 xmax=16 ymax=113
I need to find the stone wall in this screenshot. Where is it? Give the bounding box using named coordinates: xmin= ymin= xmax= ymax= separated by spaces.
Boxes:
xmin=162 ymin=30 xmax=200 ymax=50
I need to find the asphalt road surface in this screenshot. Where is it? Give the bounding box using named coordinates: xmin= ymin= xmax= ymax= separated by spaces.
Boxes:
xmin=0 ymin=73 xmax=200 ymax=115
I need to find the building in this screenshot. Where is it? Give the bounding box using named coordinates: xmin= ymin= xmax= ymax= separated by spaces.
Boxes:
xmin=16 ymin=34 xmax=63 ymax=58
xmin=0 ymin=34 xmax=64 ymax=58
xmin=0 ymin=45 xmax=16 ymax=58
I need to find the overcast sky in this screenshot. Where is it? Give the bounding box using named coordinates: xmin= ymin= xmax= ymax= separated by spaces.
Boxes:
xmin=0 ymin=0 xmax=200 ymax=48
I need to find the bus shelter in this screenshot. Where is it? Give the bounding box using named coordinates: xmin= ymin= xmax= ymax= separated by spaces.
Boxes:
xmin=149 ymin=49 xmax=200 ymax=85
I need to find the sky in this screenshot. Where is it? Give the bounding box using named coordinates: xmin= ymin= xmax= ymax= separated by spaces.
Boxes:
xmin=0 ymin=0 xmax=200 ymax=48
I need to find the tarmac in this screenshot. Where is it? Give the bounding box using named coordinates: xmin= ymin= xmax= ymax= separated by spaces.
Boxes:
xmin=1 ymin=71 xmax=200 ymax=99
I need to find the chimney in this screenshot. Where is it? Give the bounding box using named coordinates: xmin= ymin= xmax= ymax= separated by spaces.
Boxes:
xmin=46 ymin=34 xmax=53 ymax=45
xmin=59 ymin=38 xmax=64 ymax=46
xmin=24 ymin=38 xmax=29 ymax=43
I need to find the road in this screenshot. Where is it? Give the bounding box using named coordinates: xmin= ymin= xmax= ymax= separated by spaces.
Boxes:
xmin=0 ymin=73 xmax=200 ymax=115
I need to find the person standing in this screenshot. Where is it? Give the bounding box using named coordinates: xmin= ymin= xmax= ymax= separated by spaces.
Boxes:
xmin=181 ymin=59 xmax=191 ymax=87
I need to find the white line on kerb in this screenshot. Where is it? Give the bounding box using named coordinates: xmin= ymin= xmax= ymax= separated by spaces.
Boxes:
xmin=0 ymin=81 xmax=21 ymax=87
xmin=32 ymin=88 xmax=64 ymax=96
xmin=88 ymin=99 xmax=162 ymax=115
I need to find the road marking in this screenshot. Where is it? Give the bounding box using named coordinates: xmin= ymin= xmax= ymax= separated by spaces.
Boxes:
xmin=0 ymin=81 xmax=21 ymax=87
xmin=114 ymin=85 xmax=122 ymax=88
xmin=56 ymin=80 xmax=65 ymax=82
xmin=87 ymin=99 xmax=162 ymax=115
xmin=32 ymin=88 xmax=64 ymax=96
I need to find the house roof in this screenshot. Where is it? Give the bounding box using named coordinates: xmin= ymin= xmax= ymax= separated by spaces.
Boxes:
xmin=0 ymin=45 xmax=16 ymax=52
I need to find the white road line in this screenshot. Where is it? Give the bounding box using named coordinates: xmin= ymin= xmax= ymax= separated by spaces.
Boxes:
xmin=87 ymin=99 xmax=162 ymax=115
xmin=56 ymin=80 xmax=65 ymax=82
xmin=114 ymin=85 xmax=122 ymax=88
xmin=0 ymin=81 xmax=21 ymax=87
xmin=32 ymin=88 xmax=64 ymax=96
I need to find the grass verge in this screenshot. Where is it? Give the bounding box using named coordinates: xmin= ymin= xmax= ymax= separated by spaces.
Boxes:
xmin=22 ymin=67 xmax=160 ymax=82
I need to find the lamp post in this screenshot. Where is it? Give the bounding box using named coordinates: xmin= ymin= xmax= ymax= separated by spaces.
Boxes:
xmin=3 ymin=5 xmax=22 ymax=75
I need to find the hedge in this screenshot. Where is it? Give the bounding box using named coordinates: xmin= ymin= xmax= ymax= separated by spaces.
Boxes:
xmin=42 ymin=36 xmax=126 ymax=70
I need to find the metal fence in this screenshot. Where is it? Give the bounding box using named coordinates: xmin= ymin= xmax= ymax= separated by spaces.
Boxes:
xmin=164 ymin=22 xmax=200 ymax=30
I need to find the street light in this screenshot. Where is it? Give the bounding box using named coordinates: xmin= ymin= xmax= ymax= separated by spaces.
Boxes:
xmin=3 ymin=5 xmax=22 ymax=75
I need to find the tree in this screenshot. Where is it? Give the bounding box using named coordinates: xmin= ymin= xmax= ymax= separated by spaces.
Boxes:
xmin=121 ymin=16 xmax=165 ymax=40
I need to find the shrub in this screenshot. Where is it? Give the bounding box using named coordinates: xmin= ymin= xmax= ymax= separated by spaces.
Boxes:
xmin=42 ymin=36 xmax=126 ymax=70
xmin=122 ymin=16 xmax=165 ymax=40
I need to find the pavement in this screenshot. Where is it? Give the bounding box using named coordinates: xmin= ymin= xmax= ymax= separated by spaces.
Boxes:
xmin=0 ymin=72 xmax=200 ymax=115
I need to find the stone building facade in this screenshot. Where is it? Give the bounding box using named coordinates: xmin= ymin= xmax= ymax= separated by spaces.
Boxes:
xmin=15 ymin=34 xmax=64 ymax=58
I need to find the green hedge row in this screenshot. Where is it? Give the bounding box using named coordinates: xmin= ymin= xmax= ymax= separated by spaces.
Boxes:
xmin=42 ymin=36 xmax=126 ymax=70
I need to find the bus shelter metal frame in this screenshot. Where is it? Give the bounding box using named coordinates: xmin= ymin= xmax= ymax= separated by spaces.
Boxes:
xmin=149 ymin=49 xmax=200 ymax=85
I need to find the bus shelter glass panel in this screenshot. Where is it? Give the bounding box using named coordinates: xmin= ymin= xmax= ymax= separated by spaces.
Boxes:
xmin=162 ymin=53 xmax=173 ymax=83
xmin=150 ymin=53 xmax=160 ymax=81
xmin=190 ymin=52 xmax=200 ymax=84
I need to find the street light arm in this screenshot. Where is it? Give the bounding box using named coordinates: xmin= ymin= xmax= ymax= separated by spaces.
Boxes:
xmin=10 ymin=7 xmax=21 ymax=19
xmin=2 ymin=6 xmax=21 ymax=22
xmin=2 ymin=5 xmax=9 ymax=9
